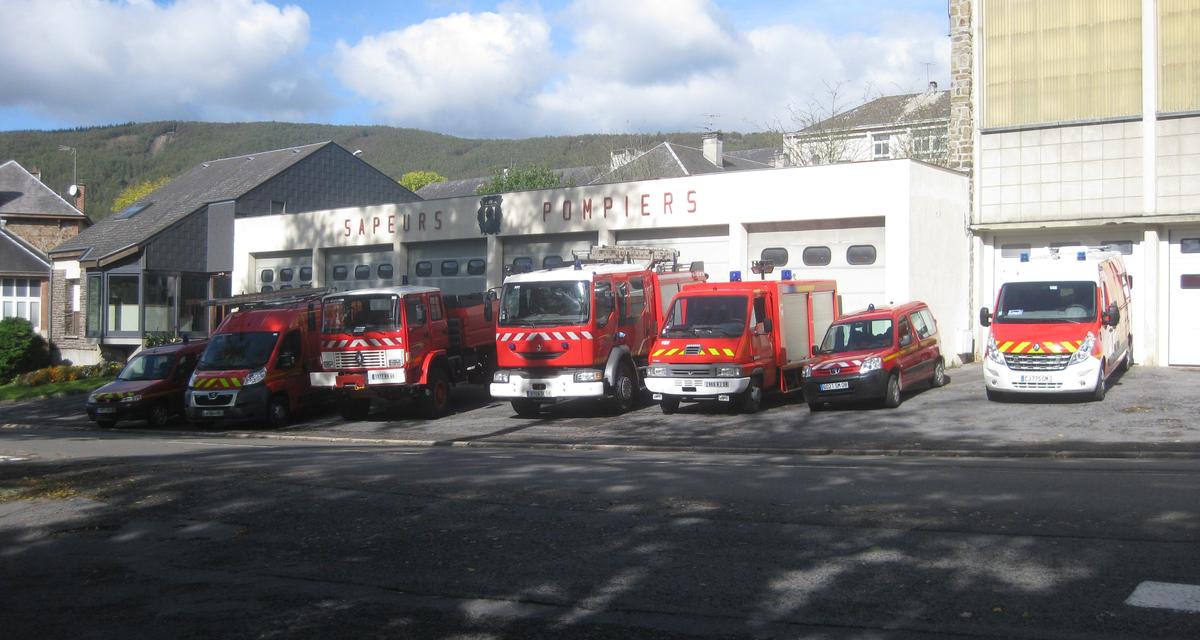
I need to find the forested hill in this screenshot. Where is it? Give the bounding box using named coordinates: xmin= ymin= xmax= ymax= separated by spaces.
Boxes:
xmin=0 ymin=121 xmax=779 ymax=221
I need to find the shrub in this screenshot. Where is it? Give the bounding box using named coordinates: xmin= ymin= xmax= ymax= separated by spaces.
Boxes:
xmin=14 ymin=361 xmax=123 ymax=387
xmin=143 ymin=332 xmax=181 ymax=348
xmin=0 ymin=318 xmax=50 ymax=381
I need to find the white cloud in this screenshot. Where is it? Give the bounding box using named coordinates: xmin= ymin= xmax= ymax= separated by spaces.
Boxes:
xmin=333 ymin=10 xmax=554 ymax=138
xmin=0 ymin=0 xmax=327 ymax=124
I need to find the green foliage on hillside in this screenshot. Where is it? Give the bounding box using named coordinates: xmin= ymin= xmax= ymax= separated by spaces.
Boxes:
xmin=399 ymin=170 xmax=447 ymax=193
xmin=111 ymin=175 xmax=171 ymax=212
xmin=475 ymin=164 xmax=566 ymax=195
xmin=0 ymin=121 xmax=781 ymax=221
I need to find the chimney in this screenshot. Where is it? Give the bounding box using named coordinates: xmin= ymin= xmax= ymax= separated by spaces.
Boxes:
xmin=928 ymin=80 xmax=938 ymax=92
xmin=72 ymin=183 xmax=86 ymax=213
xmin=703 ymin=132 xmax=724 ymax=167
xmin=30 ymin=166 xmax=42 ymax=182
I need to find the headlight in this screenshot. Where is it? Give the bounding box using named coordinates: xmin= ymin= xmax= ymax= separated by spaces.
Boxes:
xmin=120 ymin=394 xmax=142 ymax=403
xmin=1068 ymin=332 xmax=1096 ymax=365
xmin=188 ymin=371 xmax=198 ymax=387
xmin=386 ymin=349 xmax=406 ymax=367
xmin=986 ymin=334 xmax=1006 ymax=366
xmin=574 ymin=370 xmax=603 ymax=382
xmin=244 ymin=367 xmax=267 ymax=386
xmin=320 ymin=352 xmax=334 ymax=369
xmin=493 ymin=370 xmax=510 ymax=383
xmin=801 ymin=364 xmax=813 ymax=378
xmin=715 ymin=365 xmax=742 ymax=377
xmin=645 ymin=365 xmax=669 ymax=377
xmin=859 ymin=356 xmax=883 ymax=374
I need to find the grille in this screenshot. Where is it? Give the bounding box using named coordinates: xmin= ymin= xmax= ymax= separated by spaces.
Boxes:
xmin=330 ymin=350 xmax=387 ymax=369
xmin=1013 ymin=381 xmax=1063 ymax=390
xmin=1006 ymin=353 xmax=1071 ymax=371
xmin=683 ymin=344 xmax=703 ymax=355
xmin=193 ymin=391 xmax=235 ymax=406
xmin=668 ymin=365 xmax=713 ymax=377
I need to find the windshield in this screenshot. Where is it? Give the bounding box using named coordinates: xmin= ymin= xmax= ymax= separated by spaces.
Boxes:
xmin=818 ymin=318 xmax=894 ymax=354
xmin=322 ymin=295 xmax=398 ymax=333
xmin=118 ymin=354 xmax=174 ymax=381
xmin=661 ymin=295 xmax=748 ymax=338
xmin=499 ymin=281 xmax=590 ymax=327
xmin=198 ymin=332 xmax=279 ymax=370
xmin=995 ymin=281 xmax=1096 ymax=323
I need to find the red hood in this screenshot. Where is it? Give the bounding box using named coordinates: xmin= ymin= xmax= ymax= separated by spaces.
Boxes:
xmin=191 ymin=369 xmax=251 ymax=389
xmin=496 ymin=326 xmax=600 ymax=368
xmin=649 ymin=337 xmax=743 ymax=363
xmin=91 ymin=378 xmax=172 ymax=399
xmin=989 ymin=322 xmax=1095 ymax=355
xmin=320 ymin=331 xmax=403 ymax=350
xmin=808 ymin=349 xmax=890 ymax=375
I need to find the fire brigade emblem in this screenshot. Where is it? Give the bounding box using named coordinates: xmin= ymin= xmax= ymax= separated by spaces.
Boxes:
xmin=477 ymin=195 xmax=502 ymax=235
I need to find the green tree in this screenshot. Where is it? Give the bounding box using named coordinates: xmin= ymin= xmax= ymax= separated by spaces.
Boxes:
xmin=111 ymin=176 xmax=171 ymax=213
xmin=0 ymin=318 xmax=49 ymax=381
xmin=399 ymin=170 xmax=448 ymax=193
xmin=475 ymin=164 xmax=567 ymax=195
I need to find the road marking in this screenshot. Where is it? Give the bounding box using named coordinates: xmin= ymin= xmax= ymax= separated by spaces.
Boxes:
xmin=164 ymin=440 xmax=275 ymax=448
xmin=0 ymin=455 xmax=30 ymax=462
xmin=1125 ymin=581 xmax=1200 ymax=613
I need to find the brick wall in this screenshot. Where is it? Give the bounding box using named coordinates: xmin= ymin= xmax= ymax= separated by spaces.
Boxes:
xmin=947 ymin=0 xmax=974 ymax=176
xmin=5 ymin=219 xmax=84 ymax=254
xmin=49 ymin=268 xmax=97 ymax=358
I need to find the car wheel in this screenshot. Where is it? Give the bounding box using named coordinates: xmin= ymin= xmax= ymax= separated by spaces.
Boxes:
xmin=511 ymin=399 xmax=541 ymax=417
xmin=985 ymin=388 xmax=1005 ymax=402
xmin=419 ymin=368 xmax=451 ymax=419
xmin=96 ymin=419 xmax=117 ymax=428
xmin=929 ymin=358 xmax=947 ymax=388
xmin=146 ymin=402 xmax=172 ymax=428
xmin=1091 ymin=364 xmax=1107 ymax=402
xmin=607 ymin=361 xmax=637 ymax=414
xmin=882 ymin=373 xmax=902 ymax=408
xmin=267 ymin=395 xmax=291 ymax=429
xmin=737 ymin=377 xmax=762 ymax=414
xmin=339 ymin=398 xmax=372 ymax=421
xmin=660 ymin=396 xmax=680 ymax=415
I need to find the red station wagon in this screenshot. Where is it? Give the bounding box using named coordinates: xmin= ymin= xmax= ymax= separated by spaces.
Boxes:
xmin=87 ymin=340 xmax=208 ymax=428
xmin=801 ymin=301 xmax=945 ymax=409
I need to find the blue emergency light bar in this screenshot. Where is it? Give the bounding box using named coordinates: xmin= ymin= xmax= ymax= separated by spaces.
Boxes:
xmin=730 ymin=270 xmax=742 ymax=282
xmin=781 ymin=269 xmax=793 ymax=280
xmin=1020 ymin=253 xmax=1030 ymax=262
xmin=1077 ymin=251 xmax=1086 ymax=261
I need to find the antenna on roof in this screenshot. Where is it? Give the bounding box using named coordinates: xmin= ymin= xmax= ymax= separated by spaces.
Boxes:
xmin=699 ymin=113 xmax=721 ymax=133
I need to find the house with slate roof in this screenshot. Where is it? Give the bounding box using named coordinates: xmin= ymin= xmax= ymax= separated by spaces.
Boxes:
xmin=783 ymin=84 xmax=951 ymax=167
xmin=0 ymin=160 xmax=89 ymax=335
xmin=47 ymin=141 xmax=420 ymax=364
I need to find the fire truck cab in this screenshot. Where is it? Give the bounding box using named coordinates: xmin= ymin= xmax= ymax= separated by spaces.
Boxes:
xmin=644 ymin=279 xmax=839 ymax=413
xmin=309 ymin=286 xmax=497 ymax=419
xmin=490 ymin=246 xmax=706 ymax=416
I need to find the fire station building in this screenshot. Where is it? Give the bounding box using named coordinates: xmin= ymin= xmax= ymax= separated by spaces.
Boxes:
xmin=232 ymin=158 xmax=975 ymax=363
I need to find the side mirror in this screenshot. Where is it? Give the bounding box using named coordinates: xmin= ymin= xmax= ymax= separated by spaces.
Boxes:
xmin=811 ymin=345 xmax=819 ymax=357
xmin=1104 ymin=303 xmax=1120 ymax=327
xmin=979 ymin=307 xmax=992 ymax=327
xmin=762 ymin=319 xmax=773 ymax=334
xmin=483 ymin=303 xmax=493 ymax=322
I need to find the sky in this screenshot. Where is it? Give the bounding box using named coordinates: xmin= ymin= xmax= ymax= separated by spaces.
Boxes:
xmin=0 ymin=0 xmax=951 ymax=138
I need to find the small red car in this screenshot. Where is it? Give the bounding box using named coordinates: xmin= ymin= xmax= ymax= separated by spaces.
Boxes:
xmin=801 ymin=301 xmax=945 ymax=409
xmin=86 ymin=340 xmax=208 ymax=427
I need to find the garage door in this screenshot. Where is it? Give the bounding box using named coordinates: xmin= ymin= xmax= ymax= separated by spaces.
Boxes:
xmin=616 ymin=225 xmax=728 ymax=282
xmin=748 ymin=222 xmax=885 ymax=313
xmin=252 ymin=251 xmax=313 ymax=293
xmin=503 ymin=232 xmax=595 ymax=274
xmin=1169 ymin=229 xmax=1200 ymax=365
xmin=326 ymin=245 xmax=396 ymax=292
xmin=407 ymin=239 xmax=487 ymax=296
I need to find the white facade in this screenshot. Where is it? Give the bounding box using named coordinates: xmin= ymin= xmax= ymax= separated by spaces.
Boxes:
xmin=233 ymin=160 xmax=974 ymax=362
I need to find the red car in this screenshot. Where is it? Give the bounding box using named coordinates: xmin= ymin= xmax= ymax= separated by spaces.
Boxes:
xmin=801 ymin=301 xmax=945 ymax=409
xmin=86 ymin=340 xmax=208 ymax=428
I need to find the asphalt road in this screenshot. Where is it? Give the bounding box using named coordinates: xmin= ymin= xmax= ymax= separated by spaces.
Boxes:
xmin=1 ymin=430 xmax=1198 ymax=639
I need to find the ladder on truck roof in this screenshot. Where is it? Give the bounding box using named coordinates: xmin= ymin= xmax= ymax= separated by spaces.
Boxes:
xmin=204 ymin=287 xmax=333 ymax=310
xmin=572 ymin=245 xmax=696 ymax=273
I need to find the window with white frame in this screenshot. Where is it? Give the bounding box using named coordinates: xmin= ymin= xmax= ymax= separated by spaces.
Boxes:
xmin=872 ymin=133 xmax=891 ymax=159
xmin=2 ymin=278 xmax=41 ymax=331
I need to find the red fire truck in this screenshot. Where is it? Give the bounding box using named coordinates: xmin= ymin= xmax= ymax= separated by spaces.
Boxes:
xmin=490 ymin=246 xmax=707 ymax=416
xmin=644 ymin=279 xmax=839 ymax=413
xmin=309 ymin=286 xmax=497 ymax=419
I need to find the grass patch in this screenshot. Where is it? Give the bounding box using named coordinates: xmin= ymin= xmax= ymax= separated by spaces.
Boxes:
xmin=0 ymin=377 xmax=115 ymax=403
xmin=0 ymin=477 xmax=81 ymax=503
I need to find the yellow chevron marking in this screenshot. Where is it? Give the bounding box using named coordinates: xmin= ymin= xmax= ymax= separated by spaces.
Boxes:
xmin=219 ymin=378 xmax=230 ymax=388
xmin=232 ymin=378 xmax=242 ymax=387
xmin=999 ymin=341 xmax=1014 ymax=353
xmin=722 ymin=348 xmax=735 ymax=356
xmin=652 ymin=349 xmax=664 ymax=356
xmin=708 ymin=348 xmax=720 ymax=355
xmin=1044 ymin=342 xmax=1063 ymax=353
xmin=1013 ymin=341 xmax=1031 ymax=354
xmin=1062 ymin=342 xmax=1078 ymax=353
xmin=884 ymin=353 xmax=898 ymax=362
xmin=666 ymin=348 xmax=678 ymax=356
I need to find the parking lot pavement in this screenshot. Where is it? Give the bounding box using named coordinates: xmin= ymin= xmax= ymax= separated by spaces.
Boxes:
xmin=5 ymin=364 xmax=1200 ymax=456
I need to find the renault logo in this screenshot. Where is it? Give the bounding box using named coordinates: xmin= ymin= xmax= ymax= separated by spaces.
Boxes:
xmin=1032 ymin=344 xmax=1043 ymax=353
xmin=355 ymin=351 xmax=364 ymax=366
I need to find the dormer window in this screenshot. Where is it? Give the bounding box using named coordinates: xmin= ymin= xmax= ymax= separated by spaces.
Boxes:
xmin=115 ymin=202 xmax=152 ymax=219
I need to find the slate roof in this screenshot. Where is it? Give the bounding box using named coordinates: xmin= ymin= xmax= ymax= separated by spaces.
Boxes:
xmin=50 ymin=142 xmax=329 ymax=261
xmin=592 ymin=142 xmax=772 ymax=184
xmin=416 ymin=165 xmax=604 ymax=200
xmin=0 ymin=160 xmax=86 ymax=220
xmin=0 ymin=224 xmax=51 ymax=276
xmin=802 ymin=89 xmax=950 ymax=133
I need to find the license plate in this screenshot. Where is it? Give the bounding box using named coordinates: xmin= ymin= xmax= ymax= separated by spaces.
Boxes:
xmin=527 ymin=390 xmax=550 ymax=398
xmin=1019 ymin=375 xmax=1051 ymax=383
xmin=95 ymin=407 xmax=116 ymax=414
xmin=704 ymin=380 xmax=731 ymax=388
xmin=367 ymin=368 xmax=405 ymax=385
xmin=820 ymin=381 xmax=850 ymax=391
xmin=201 ymin=409 xmax=224 ymax=417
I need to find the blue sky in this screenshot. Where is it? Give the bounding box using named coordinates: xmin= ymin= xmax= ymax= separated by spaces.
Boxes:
xmin=0 ymin=0 xmax=950 ymax=138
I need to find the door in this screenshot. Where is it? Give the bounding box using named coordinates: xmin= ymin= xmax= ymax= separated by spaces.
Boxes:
xmin=404 ymin=295 xmax=431 ymax=360
xmin=326 ymin=246 xmax=396 ymax=292
xmin=1169 ymin=230 xmax=1200 ymax=365
xmin=253 ymin=252 xmax=313 ymax=293
xmin=748 ymin=222 xmax=884 ymax=312
xmin=275 ymin=330 xmax=304 ymax=407
xmin=408 ymin=239 xmax=487 ymax=295
xmin=750 ymin=295 xmax=775 ymax=386
xmin=895 ymin=314 xmax=922 ymax=388
xmin=616 ymin=226 xmax=728 ymax=281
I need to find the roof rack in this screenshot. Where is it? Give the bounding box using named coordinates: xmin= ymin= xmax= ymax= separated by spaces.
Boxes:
xmin=205 ymin=287 xmax=333 ymax=309
xmin=573 ymin=245 xmax=681 ymax=267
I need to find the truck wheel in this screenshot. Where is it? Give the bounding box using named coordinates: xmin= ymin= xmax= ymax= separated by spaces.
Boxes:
xmin=96 ymin=419 xmax=117 ymax=428
xmin=1091 ymin=365 xmax=1107 ymax=402
xmin=882 ymin=373 xmax=902 ymax=408
xmin=339 ymin=398 xmax=371 ymax=421
xmin=660 ymin=396 xmax=680 ymax=415
xmin=267 ymin=395 xmax=291 ymax=429
xmin=419 ymin=368 xmax=451 ymax=418
xmin=511 ymin=399 xmax=540 ymax=417
xmin=146 ymin=402 xmax=172 ymax=428
xmin=607 ymin=361 xmax=637 ymax=415
xmin=737 ymin=377 xmax=762 ymax=414
xmin=929 ymin=358 xmax=947 ymax=388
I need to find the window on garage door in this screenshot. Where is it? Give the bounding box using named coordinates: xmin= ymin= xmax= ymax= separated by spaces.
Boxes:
xmin=846 ymin=245 xmax=877 ymax=265
xmin=1182 ymin=238 xmax=1200 ymax=253
xmin=332 ymin=265 xmax=349 ymax=281
xmin=1182 ymin=275 xmax=1200 ymax=289
xmin=354 ymin=265 xmax=371 ymax=280
xmin=260 ymin=269 xmax=274 ymax=283
xmin=279 ymin=268 xmax=293 ymax=283
xmin=543 ymin=255 xmax=564 ymax=269
xmin=760 ymin=248 xmax=788 ymax=267
xmin=442 ymin=260 xmax=459 ymax=276
xmin=1102 ymin=240 xmax=1133 ymax=255
xmin=512 ymin=257 xmax=533 ymax=273
xmin=1000 ymin=244 xmax=1030 ymax=258
xmin=415 ymin=261 xmax=433 ymax=277
xmin=802 ymin=246 xmax=831 ymax=266
xmin=378 ymin=264 xmax=394 ymax=279
xmin=467 ymin=259 xmax=486 ymax=276
xmin=299 ymin=266 xmax=312 ymax=282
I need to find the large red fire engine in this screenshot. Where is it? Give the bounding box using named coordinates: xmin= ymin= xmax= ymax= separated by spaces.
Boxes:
xmin=309 ymin=286 xmax=497 ymax=419
xmin=490 ymin=246 xmax=707 ymax=416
